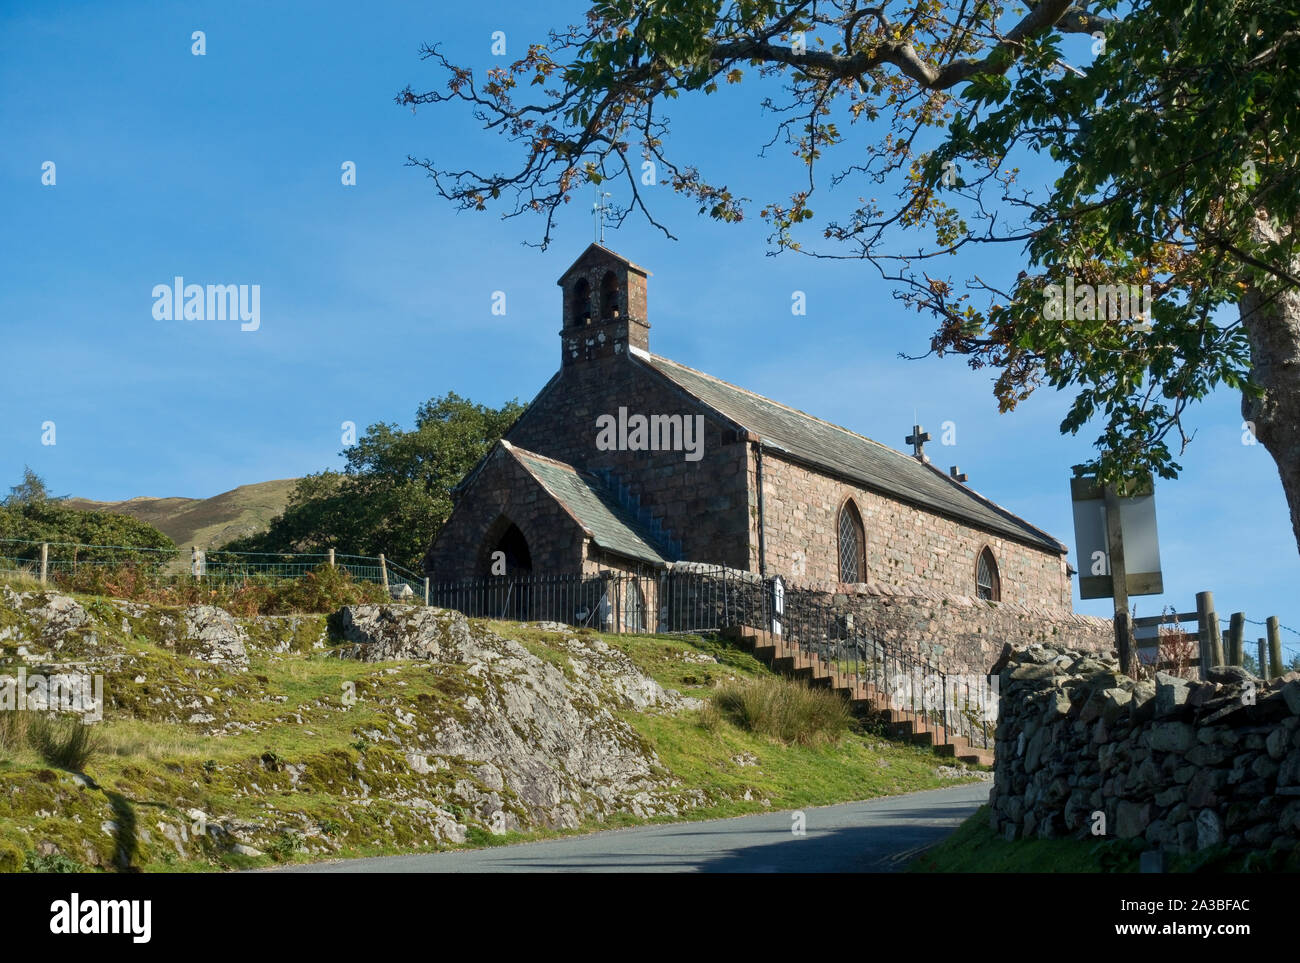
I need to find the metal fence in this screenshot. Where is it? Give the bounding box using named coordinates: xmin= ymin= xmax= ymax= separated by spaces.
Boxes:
xmin=0 ymin=538 xmax=424 ymax=595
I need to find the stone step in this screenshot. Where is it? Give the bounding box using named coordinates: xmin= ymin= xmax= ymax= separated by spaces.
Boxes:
xmin=728 ymin=623 xmax=996 ymax=767
xmin=932 ymin=737 xmax=970 ymax=757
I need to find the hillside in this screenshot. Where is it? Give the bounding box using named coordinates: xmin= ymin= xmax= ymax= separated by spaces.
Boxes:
xmin=64 ymin=479 xmax=297 ymax=553
xmin=0 ymin=583 xmax=980 ymax=872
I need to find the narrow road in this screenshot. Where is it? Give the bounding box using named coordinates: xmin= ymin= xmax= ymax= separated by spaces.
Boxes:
xmin=283 ymin=783 xmax=989 ymax=873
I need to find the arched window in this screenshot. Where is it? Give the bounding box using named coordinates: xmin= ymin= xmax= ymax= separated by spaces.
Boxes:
xmin=600 ymin=271 xmax=620 ymax=320
xmin=976 ymin=547 xmax=1000 ymax=601
xmin=837 ymin=500 xmax=865 ymax=583
xmin=572 ymin=278 xmax=592 ymax=325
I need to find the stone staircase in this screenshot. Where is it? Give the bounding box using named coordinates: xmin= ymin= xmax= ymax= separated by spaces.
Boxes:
xmin=722 ymin=625 xmax=995 ymax=767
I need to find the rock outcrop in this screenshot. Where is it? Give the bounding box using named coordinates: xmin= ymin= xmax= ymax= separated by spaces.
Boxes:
xmin=178 ymin=605 xmax=249 ymax=670
xmin=334 ymin=604 xmax=700 ymax=828
xmin=0 ymin=588 xmax=709 ymax=866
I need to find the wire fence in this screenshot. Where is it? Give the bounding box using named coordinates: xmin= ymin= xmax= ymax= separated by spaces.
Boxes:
xmin=1219 ymin=615 xmax=1300 ymax=661
xmin=0 ymin=538 xmax=424 ymax=596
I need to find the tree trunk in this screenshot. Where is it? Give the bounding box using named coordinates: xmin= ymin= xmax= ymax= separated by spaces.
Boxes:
xmin=1239 ymin=222 xmax=1300 ymax=553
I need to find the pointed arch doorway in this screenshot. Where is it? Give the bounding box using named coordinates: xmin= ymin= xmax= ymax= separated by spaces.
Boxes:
xmin=479 ymin=516 xmax=533 ymax=619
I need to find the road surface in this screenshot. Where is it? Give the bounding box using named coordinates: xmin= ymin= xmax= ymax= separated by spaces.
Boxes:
xmin=281 ymin=782 xmax=990 ymax=873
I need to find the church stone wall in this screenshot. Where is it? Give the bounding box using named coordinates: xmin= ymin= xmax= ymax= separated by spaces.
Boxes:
xmin=750 ymin=451 xmax=1073 ymax=613
xmin=425 ymin=446 xmax=587 ymax=580
xmin=505 ymin=354 xmax=752 ymax=569
xmin=805 ymin=580 xmax=1112 ymax=677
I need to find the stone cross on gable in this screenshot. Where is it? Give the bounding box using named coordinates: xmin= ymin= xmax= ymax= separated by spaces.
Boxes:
xmin=905 ymin=424 xmax=931 ymax=460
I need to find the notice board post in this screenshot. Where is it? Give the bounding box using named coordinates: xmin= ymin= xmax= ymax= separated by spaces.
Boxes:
xmin=1071 ymin=473 xmax=1163 ymax=677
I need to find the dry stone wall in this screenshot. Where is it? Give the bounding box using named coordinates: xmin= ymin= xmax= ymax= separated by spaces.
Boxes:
xmin=990 ymin=644 xmax=1300 ymax=859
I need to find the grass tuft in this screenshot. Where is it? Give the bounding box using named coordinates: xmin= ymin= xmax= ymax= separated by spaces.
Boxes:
xmin=0 ymin=711 xmax=101 ymax=771
xmin=0 ymin=566 xmax=44 ymax=591
xmin=704 ymin=676 xmax=853 ymax=746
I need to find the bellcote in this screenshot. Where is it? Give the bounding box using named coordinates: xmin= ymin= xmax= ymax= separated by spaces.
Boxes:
xmin=557 ymin=244 xmax=650 ymax=366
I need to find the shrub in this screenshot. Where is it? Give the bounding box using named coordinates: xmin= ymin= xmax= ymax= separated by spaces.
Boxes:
xmin=52 ymin=562 xmax=392 ymax=616
xmin=24 ymin=851 xmax=86 ymax=873
xmin=266 ymin=831 xmax=301 ymax=862
xmin=707 ymin=676 xmax=853 ymax=745
xmin=0 ymin=500 xmax=175 ymax=568
xmin=23 ymin=713 xmax=101 ymax=771
xmin=259 ymin=564 xmax=390 ymax=614
xmin=0 ymin=709 xmax=101 ymax=772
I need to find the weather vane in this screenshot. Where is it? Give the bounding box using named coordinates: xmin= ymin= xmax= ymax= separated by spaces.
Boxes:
xmin=593 ymin=187 xmax=612 ymax=244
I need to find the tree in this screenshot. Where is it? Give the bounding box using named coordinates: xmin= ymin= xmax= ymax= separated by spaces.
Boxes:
xmin=398 ymin=0 xmax=1300 ymax=551
xmin=5 ymin=466 xmax=51 ymax=506
xmin=222 ymin=393 xmax=523 ymax=570
xmin=0 ymin=467 xmax=175 ymax=567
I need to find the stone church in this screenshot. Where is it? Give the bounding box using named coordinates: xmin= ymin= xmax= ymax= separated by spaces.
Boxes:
xmin=424 ymin=244 xmax=1075 ymax=617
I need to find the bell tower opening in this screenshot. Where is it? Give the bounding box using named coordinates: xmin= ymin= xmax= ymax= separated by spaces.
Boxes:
xmin=572 ymin=278 xmax=592 ymax=326
xmin=600 ymin=270 xmax=620 ymax=320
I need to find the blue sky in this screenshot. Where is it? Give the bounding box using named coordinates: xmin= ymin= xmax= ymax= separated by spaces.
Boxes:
xmin=2 ymin=0 xmax=1297 ymax=656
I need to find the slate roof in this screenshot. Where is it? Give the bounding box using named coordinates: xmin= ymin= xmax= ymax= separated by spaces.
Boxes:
xmin=631 ymin=349 xmax=1066 ymax=554
xmin=505 ymin=442 xmax=671 ymax=566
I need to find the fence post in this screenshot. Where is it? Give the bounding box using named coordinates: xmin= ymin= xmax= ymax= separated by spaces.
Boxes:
xmin=39 ymin=542 xmax=48 ymax=584
xmin=1228 ymin=612 xmax=1245 ymax=666
xmin=1208 ymin=613 xmax=1224 ymax=669
xmin=1258 ymin=638 xmax=1267 ymax=678
xmin=379 ymin=554 xmax=389 ymax=591
xmin=328 ymin=548 xmax=335 ymax=569
xmin=1267 ymin=616 xmax=1283 ymax=680
xmin=1195 ymin=591 xmax=1214 ymax=679
xmin=423 ymin=577 xmax=430 ymax=607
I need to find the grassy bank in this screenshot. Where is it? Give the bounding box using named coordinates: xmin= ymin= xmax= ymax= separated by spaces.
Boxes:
xmin=0 ymin=593 xmax=980 ymax=872
xmin=909 ymin=806 xmax=1300 ymax=873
